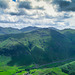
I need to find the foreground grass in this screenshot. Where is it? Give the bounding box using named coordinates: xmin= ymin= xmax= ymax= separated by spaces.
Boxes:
xmin=0 ymin=55 xmax=75 ymax=75
xmin=30 ymin=67 xmax=68 ymax=75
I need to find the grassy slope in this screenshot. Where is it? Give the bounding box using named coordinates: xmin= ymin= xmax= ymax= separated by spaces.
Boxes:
xmin=0 ymin=55 xmax=75 ymax=75
xmin=0 ymin=26 xmax=39 ymax=35
xmin=0 ymin=28 xmax=75 ymax=75
xmin=28 ymin=61 xmax=75 ymax=75
xmin=0 ymin=28 xmax=71 ymax=66
xmin=60 ymin=29 xmax=75 ymax=57
xmin=0 ymin=27 xmax=21 ymax=35
xmin=60 ymin=61 xmax=75 ymax=75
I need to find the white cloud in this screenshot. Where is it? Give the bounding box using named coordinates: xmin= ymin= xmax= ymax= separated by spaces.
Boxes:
xmin=0 ymin=0 xmax=75 ymax=29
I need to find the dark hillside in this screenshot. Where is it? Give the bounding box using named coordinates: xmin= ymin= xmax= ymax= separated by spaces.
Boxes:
xmin=0 ymin=28 xmax=71 ymax=66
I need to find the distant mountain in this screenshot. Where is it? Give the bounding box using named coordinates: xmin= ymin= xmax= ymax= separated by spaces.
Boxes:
xmin=60 ymin=29 xmax=75 ymax=57
xmin=0 ymin=27 xmax=21 ymax=35
xmin=20 ymin=26 xmax=40 ymax=32
xmin=0 ymin=26 xmax=58 ymax=35
xmin=0 ymin=26 xmax=40 ymax=35
xmin=60 ymin=29 xmax=75 ymax=42
xmin=60 ymin=28 xmax=75 ymax=35
xmin=0 ymin=28 xmax=72 ymax=66
xmin=48 ymin=27 xmax=59 ymax=31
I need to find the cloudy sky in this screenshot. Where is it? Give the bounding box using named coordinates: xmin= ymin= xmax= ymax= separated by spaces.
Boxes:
xmin=0 ymin=0 xmax=75 ymax=29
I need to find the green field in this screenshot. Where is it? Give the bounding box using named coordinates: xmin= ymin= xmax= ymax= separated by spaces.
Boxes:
xmin=0 ymin=55 xmax=75 ymax=75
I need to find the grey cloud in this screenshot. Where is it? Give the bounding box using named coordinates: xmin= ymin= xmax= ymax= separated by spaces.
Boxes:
xmin=35 ymin=6 xmax=45 ymax=10
xmin=18 ymin=1 xmax=45 ymax=10
xmin=18 ymin=1 xmax=32 ymax=9
xmin=0 ymin=0 xmax=8 ymax=9
xmin=10 ymin=10 xmax=27 ymax=16
xmin=52 ymin=0 xmax=75 ymax=11
xmin=0 ymin=0 xmax=74 ymax=29
xmin=0 ymin=20 xmax=17 ymax=23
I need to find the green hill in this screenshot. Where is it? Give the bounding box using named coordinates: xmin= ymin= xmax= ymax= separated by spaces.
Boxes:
xmin=0 ymin=26 xmax=39 ymax=35
xmin=60 ymin=29 xmax=75 ymax=57
xmin=60 ymin=61 xmax=75 ymax=75
xmin=0 ymin=28 xmax=75 ymax=75
xmin=0 ymin=28 xmax=72 ymax=66
xmin=0 ymin=27 xmax=21 ymax=35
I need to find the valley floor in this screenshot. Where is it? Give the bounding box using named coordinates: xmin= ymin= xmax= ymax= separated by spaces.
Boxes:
xmin=0 ymin=57 xmax=75 ymax=75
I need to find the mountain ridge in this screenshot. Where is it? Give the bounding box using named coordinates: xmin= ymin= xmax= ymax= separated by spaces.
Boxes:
xmin=0 ymin=28 xmax=72 ymax=66
xmin=0 ymin=26 xmax=60 ymax=35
